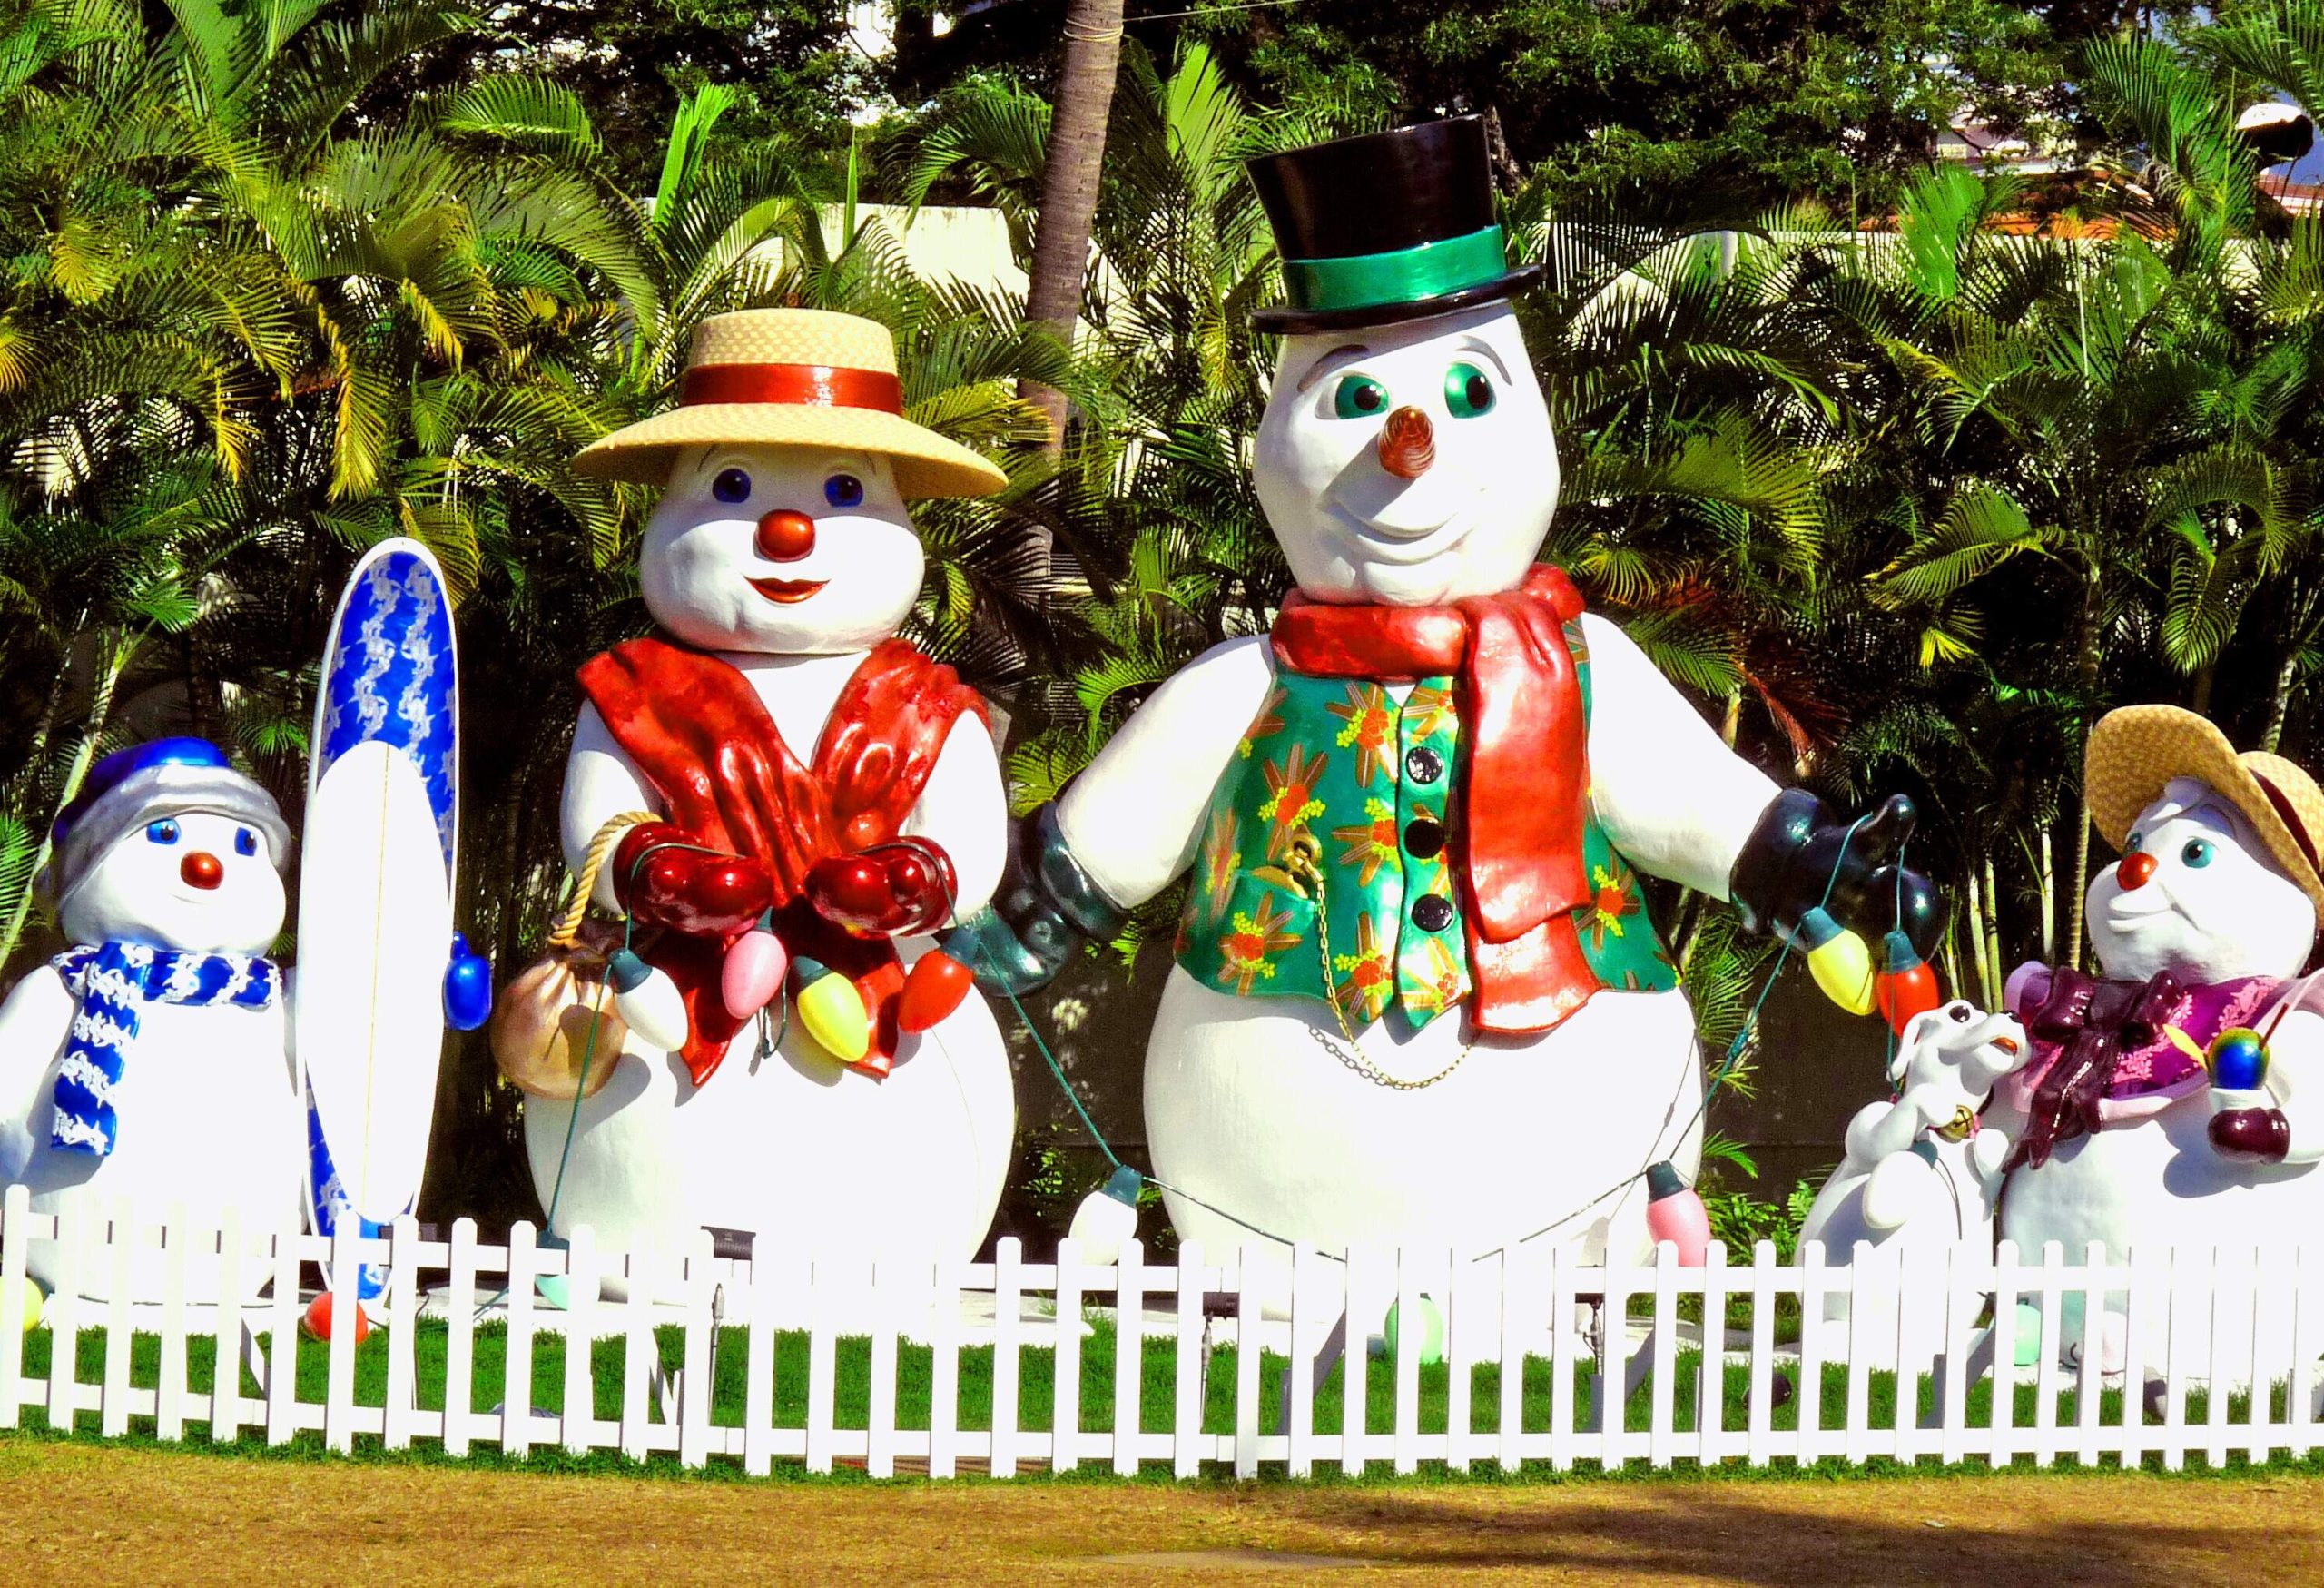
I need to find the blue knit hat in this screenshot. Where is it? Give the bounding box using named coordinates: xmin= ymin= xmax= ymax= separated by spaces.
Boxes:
xmin=40 ymin=738 xmax=293 ymax=907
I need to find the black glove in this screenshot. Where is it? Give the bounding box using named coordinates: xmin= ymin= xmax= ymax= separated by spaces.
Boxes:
xmin=1729 ymin=789 xmax=1940 ymax=960
xmin=941 ymin=804 xmax=1126 ymax=996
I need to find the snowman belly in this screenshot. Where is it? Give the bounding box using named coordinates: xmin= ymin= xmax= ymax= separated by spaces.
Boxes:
xmin=527 ymin=976 xmax=1014 ymax=1266
xmin=2002 ymin=1096 xmax=2324 ymax=1384
xmin=1144 ymin=969 xmax=1703 ymax=1267
xmin=19 ymin=1001 xmax=301 ymax=1302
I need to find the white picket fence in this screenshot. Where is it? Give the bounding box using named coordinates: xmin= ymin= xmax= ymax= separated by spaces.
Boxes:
xmin=5 ymin=1181 xmax=2323 ymax=1477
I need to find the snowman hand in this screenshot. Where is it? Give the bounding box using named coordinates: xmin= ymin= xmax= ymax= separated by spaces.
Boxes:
xmin=614 ymin=823 xmax=773 ymax=937
xmin=442 ymin=932 xmax=492 ymax=1031
xmin=1731 ymin=790 xmax=1942 ymax=959
xmin=805 ymin=840 xmax=956 ymax=937
xmin=946 ymin=804 xmax=1126 ymax=995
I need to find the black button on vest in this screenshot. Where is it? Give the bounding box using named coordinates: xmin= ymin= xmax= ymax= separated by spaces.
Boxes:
xmin=1404 ymin=745 xmax=1444 ymax=784
xmin=1411 ymin=893 xmax=1455 ymax=932
xmin=1403 ymin=817 xmax=1445 ymax=859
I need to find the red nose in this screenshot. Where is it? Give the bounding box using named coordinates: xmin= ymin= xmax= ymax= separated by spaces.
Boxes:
xmin=1378 ymin=406 xmax=1436 ymax=479
xmin=755 ymin=509 xmax=816 ymax=562
xmin=181 ymin=852 xmax=223 ymax=890
xmin=2117 ymin=850 xmax=2158 ymax=890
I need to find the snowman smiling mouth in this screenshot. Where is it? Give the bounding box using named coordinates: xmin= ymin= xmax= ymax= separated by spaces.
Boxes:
xmin=748 ymin=577 xmax=827 ymax=604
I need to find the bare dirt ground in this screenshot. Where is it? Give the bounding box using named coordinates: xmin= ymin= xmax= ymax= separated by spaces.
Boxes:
xmin=3 ymin=1441 xmax=2320 ymax=1586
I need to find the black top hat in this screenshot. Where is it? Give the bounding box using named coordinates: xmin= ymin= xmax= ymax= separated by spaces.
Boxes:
xmin=1244 ymin=116 xmax=1541 ymax=334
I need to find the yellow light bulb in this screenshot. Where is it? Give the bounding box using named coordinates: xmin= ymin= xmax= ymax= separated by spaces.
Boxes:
xmin=1807 ymin=928 xmax=1877 ymax=1016
xmin=795 ymin=968 xmax=871 ymax=1062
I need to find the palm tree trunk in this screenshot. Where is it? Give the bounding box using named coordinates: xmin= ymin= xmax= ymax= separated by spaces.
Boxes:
xmin=1980 ymin=850 xmax=2005 ymax=1003
xmin=2063 ymin=583 xmax=2102 ymax=972
xmin=2262 ymin=646 xmax=2300 ymax=755
xmin=1964 ymin=865 xmax=1993 ymax=1008
xmin=2038 ymin=825 xmax=2056 ymax=964
xmin=1020 ymin=0 xmax=1127 ymax=454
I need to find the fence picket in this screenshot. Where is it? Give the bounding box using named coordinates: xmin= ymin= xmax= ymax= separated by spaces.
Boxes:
xmin=1115 ymin=1240 xmax=1147 ymax=1477
xmin=264 ymin=1220 xmax=298 ymax=1446
xmin=1842 ymin=1243 xmax=1873 ymax=1466
xmin=45 ymin=1206 xmax=81 ymax=1435
xmin=1234 ymin=1247 xmax=1262 ymax=1480
xmin=1592 ymin=1257 xmax=1627 ymax=1471
xmin=677 ymin=1232 xmax=714 ymax=1470
xmin=1549 ymin=1246 xmax=1577 ymax=1473
xmin=385 ymin=1217 xmax=421 ymax=1451
xmin=2033 ymin=1241 xmax=2064 ymax=1468
xmin=1052 ymin=1238 xmax=1084 ymax=1475
xmin=1391 ymin=1248 xmax=1421 ymax=1476
xmin=2295 ymin=1245 xmax=2321 ymax=1459
xmin=1498 ymin=1247 xmax=1524 ymax=1474
xmin=101 ymin=1201 xmax=133 ymax=1438
xmin=212 ymin=1206 xmax=243 ymax=1444
xmin=1698 ymin=1241 xmax=1728 ymax=1465
xmin=2162 ymin=1245 xmax=2191 ymax=1472
xmin=1648 ymin=1243 xmax=1678 ymax=1470
xmin=0 ymin=1185 xmax=26 ymax=1430
xmin=561 ymin=1226 xmax=596 ymax=1456
xmin=322 ymin=1221 xmax=362 ymax=1453
xmin=1745 ymin=1241 xmax=1775 ymax=1468
xmin=1340 ymin=1247 xmax=1370 ymax=1478
xmin=868 ymin=1258 xmax=901 ymax=1480
xmin=1443 ymin=1249 xmax=1472 ymax=1474
xmin=742 ymin=1245 xmax=776 ymax=1478
xmin=2204 ymin=1245 xmax=2234 ymax=1470
xmin=1797 ymin=1240 xmax=1827 ymax=1466
xmin=990 ymin=1237 xmax=1022 ymax=1479
xmin=1937 ymin=1241 xmax=1972 ymax=1466
xmin=618 ymin=1240 xmax=656 ymax=1463
xmin=2122 ymin=1244 xmax=2158 ymax=1471
xmin=1989 ymin=1240 xmax=2020 ymax=1467
xmin=2074 ymin=1243 xmax=2105 ymax=1468
xmin=503 ymin=1222 xmax=537 ymax=1457
xmin=929 ymin=1254 xmax=960 ymax=1480
xmin=156 ymin=1199 xmax=189 ymax=1442
xmin=442 ymin=1218 xmax=478 ymax=1458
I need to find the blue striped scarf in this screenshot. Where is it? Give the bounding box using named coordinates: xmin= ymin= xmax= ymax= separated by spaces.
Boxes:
xmin=51 ymin=941 xmax=281 ymax=1157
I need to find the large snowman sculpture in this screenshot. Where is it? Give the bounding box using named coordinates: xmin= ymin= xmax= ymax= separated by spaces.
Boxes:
xmin=542 ymin=307 xmax=1015 ymax=1265
xmin=1991 ymin=705 xmax=2324 ymax=1380
xmin=967 ymin=121 xmax=1935 ymax=1278
xmin=0 ymin=739 xmax=302 ymax=1300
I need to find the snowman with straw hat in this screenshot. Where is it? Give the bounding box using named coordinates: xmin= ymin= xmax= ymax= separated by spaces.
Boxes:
xmin=1989 ymin=704 xmax=2324 ymax=1382
xmin=511 ymin=306 xmax=1018 ymax=1277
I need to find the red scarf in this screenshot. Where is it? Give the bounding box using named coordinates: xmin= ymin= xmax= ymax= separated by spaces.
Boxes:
xmin=577 ymin=636 xmax=987 ymax=1081
xmin=1269 ymin=565 xmax=1600 ymax=1033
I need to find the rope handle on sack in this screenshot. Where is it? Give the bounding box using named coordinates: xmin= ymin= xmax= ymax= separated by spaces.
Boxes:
xmin=549 ymin=811 xmax=661 ymax=948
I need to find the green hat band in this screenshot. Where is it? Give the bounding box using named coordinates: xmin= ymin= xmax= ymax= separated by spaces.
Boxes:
xmin=1277 ymin=224 xmax=1509 ymax=316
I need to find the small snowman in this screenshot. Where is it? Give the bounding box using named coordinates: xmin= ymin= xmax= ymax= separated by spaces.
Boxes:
xmin=1800 ymin=1000 xmax=2030 ymax=1368
xmin=1991 ymin=705 xmax=2324 ymax=1382
xmin=537 ymin=308 xmax=1016 ymax=1268
xmin=962 ymin=119 xmax=1935 ymax=1308
xmin=0 ymin=739 xmax=302 ymax=1301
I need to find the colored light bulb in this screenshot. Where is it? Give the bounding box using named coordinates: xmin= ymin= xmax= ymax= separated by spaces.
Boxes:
xmin=300 ymin=1291 xmax=372 ymax=1345
xmin=608 ymin=950 xmax=688 ymax=1052
xmin=791 ymin=955 xmax=871 ymax=1063
xmin=444 ymin=932 xmax=494 ymax=1031
xmin=898 ymin=950 xmax=975 ymax=1032
xmin=1383 ymin=1296 xmax=1447 ymax=1366
xmin=1067 ymin=1165 xmax=1143 ymax=1267
xmin=1797 ymin=906 xmax=1876 ymax=1017
xmin=1644 ymin=1159 xmax=1711 ymax=1267
xmin=2207 ymin=1026 xmax=2270 ymax=1092
xmin=720 ymin=927 xmax=789 ymax=1021
xmin=1874 ymin=928 xmax=1941 ymax=1035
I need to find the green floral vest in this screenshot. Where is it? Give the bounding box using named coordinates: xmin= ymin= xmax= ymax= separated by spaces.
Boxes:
xmin=1173 ymin=620 xmax=1677 ymax=1031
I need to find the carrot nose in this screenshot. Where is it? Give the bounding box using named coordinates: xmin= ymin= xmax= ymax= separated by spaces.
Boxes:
xmin=1377 ymin=406 xmax=1435 ymax=479
xmin=181 ymin=852 xmax=223 ymax=891
xmin=755 ymin=509 xmax=816 ymax=562
xmin=2117 ymin=850 xmax=2158 ymax=890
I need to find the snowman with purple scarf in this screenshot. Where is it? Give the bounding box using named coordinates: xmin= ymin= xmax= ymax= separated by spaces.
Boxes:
xmin=0 ymin=738 xmax=302 ymax=1302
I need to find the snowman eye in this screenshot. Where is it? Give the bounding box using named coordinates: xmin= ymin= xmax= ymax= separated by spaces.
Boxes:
xmin=145 ymin=820 xmax=179 ymax=845
xmin=712 ymin=468 xmax=753 ymax=505
xmin=1444 ymin=362 xmax=1495 ymax=418
xmin=2182 ymin=838 xmax=2214 ymax=868
xmin=235 ymin=828 xmax=258 ymax=857
xmin=1332 ymin=375 xmax=1389 ymax=419
xmin=823 ymin=473 xmax=865 ymax=509
xmin=2125 ymin=831 xmax=2142 ymax=852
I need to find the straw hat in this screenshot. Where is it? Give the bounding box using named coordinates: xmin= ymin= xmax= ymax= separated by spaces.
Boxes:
xmin=572 ymin=309 xmax=1009 ymax=498
xmin=2085 ymin=704 xmax=2324 ymax=912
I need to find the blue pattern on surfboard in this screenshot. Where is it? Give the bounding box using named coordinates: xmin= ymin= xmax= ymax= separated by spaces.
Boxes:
xmin=305 ymin=1086 xmax=390 ymax=1302
xmin=316 ymin=547 xmax=458 ymax=872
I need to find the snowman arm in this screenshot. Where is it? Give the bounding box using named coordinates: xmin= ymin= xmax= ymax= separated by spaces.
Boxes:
xmin=0 ymin=966 xmax=73 ymax=1180
xmin=563 ymin=703 xmax=663 ymax=913
xmin=1058 ymin=636 xmax=1277 ymax=909
xmin=1576 ymin=613 xmax=1778 ymax=898
xmin=901 ymin=714 xmax=1009 ymax=920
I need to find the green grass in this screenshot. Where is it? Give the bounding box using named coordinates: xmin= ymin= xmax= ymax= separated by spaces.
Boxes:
xmin=4 ymin=1315 xmax=2307 ymax=1479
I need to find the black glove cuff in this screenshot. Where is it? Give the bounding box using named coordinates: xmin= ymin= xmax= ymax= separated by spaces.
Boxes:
xmin=1030 ymin=804 xmax=1127 ymax=939
xmin=1728 ymin=786 xmax=1830 ymax=942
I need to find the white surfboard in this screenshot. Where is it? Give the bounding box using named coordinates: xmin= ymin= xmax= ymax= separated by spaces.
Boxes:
xmin=297 ymin=539 xmax=459 ymax=1296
